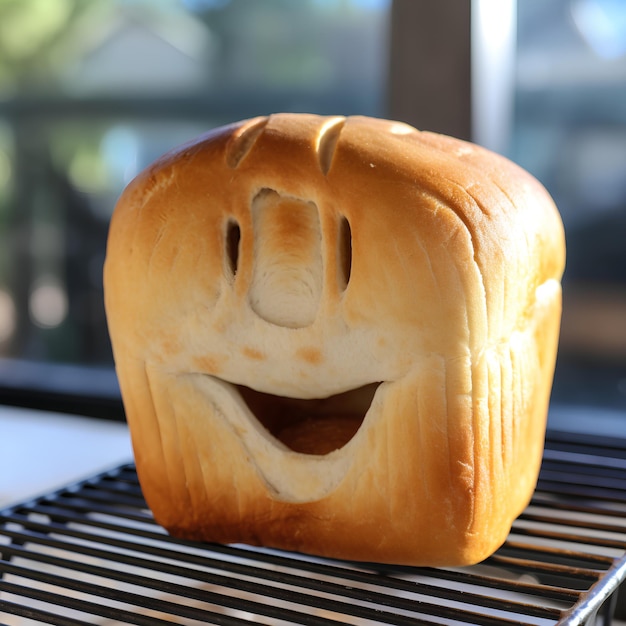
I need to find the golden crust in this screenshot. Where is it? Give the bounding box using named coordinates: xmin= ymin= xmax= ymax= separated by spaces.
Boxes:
xmin=104 ymin=113 xmax=565 ymax=566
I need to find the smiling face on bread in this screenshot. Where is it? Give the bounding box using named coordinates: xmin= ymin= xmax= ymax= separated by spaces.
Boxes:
xmin=105 ymin=115 xmax=493 ymax=501
xmin=112 ymin=116 xmax=477 ymax=384
xmin=174 ymin=185 xmax=451 ymax=396
xmin=104 ymin=114 xmax=564 ymax=563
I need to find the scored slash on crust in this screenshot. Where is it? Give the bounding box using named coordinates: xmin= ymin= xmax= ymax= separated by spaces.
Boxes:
xmin=225 ymin=114 xmax=347 ymax=177
xmin=315 ymin=116 xmax=346 ymax=176
xmin=225 ymin=116 xmax=269 ymax=170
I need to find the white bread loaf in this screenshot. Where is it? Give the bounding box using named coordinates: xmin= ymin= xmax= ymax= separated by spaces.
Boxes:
xmin=104 ymin=113 xmax=565 ymax=566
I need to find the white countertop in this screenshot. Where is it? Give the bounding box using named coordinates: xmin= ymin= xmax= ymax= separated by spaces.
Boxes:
xmin=0 ymin=405 xmax=133 ymax=509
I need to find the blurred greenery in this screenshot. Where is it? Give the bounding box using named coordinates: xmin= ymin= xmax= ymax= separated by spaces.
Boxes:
xmin=0 ymin=0 xmax=388 ymax=96
xmin=0 ymin=0 xmax=83 ymax=93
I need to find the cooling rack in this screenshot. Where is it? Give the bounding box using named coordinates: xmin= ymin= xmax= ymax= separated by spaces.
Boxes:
xmin=2 ymin=428 xmax=626 ymax=625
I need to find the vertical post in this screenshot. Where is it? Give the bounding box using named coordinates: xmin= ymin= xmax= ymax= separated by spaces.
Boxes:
xmin=387 ymin=0 xmax=472 ymax=141
xmin=471 ymin=0 xmax=517 ymax=155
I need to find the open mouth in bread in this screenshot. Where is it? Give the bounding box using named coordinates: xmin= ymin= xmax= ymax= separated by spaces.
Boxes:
xmin=235 ymin=382 xmax=380 ymax=456
xmin=194 ymin=373 xmax=385 ymax=501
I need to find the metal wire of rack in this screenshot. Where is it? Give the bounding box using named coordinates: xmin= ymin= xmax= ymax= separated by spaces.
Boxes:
xmin=2 ymin=428 xmax=626 ymax=625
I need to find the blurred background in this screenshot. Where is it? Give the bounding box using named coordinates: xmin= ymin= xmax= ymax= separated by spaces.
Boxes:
xmin=0 ymin=0 xmax=624 ymax=422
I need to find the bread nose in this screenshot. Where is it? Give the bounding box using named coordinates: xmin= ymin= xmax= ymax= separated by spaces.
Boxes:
xmin=248 ymin=190 xmax=323 ymax=328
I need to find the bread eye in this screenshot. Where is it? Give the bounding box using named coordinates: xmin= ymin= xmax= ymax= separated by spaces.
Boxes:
xmin=225 ymin=219 xmax=241 ymax=279
xmin=338 ymin=216 xmax=352 ymax=290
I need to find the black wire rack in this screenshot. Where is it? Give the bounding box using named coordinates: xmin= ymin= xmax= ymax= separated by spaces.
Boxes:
xmin=2 ymin=429 xmax=626 ymax=626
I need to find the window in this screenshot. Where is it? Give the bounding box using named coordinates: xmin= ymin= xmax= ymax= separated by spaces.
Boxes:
xmin=0 ymin=0 xmax=391 ymax=417
xmin=510 ymin=0 xmax=626 ymax=411
xmin=2 ymin=0 xmax=624 ymax=419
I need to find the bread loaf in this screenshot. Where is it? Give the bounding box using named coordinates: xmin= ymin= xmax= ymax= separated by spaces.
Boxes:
xmin=104 ymin=113 xmax=565 ymax=566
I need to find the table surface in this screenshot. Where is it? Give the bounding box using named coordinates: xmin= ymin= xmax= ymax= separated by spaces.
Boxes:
xmin=0 ymin=405 xmax=132 ymax=509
